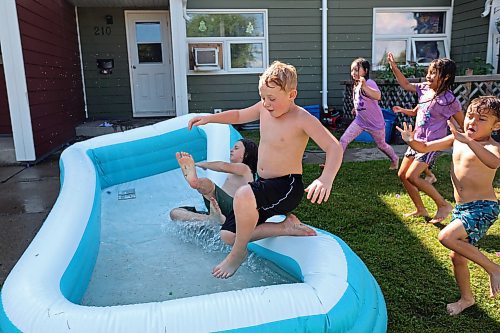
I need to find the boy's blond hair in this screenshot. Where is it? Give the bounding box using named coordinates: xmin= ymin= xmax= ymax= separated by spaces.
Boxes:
xmin=468 ymin=96 xmax=500 ymax=121
xmin=259 ymin=61 xmax=297 ymax=92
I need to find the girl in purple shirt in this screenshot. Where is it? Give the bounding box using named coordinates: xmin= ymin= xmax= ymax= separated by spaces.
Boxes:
xmin=340 ymin=58 xmax=399 ymax=169
xmin=387 ymin=53 xmax=464 ymax=223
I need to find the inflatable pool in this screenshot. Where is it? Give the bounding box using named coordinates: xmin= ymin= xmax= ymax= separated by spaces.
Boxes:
xmin=0 ymin=114 xmax=387 ymax=333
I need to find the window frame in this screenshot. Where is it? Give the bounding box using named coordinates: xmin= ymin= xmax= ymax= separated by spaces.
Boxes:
xmin=186 ymin=9 xmax=269 ymax=75
xmin=372 ymin=7 xmax=452 ymax=70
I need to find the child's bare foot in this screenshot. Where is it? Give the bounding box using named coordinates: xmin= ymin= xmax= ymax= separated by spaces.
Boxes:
xmin=283 ymin=214 xmax=316 ymax=236
xmin=212 ymin=249 xmax=248 ymax=279
xmin=208 ymin=197 xmax=226 ymax=225
xmin=489 ymin=266 xmax=500 ymax=297
xmin=403 ymin=209 xmax=429 ymax=218
xmin=424 ymin=174 xmax=437 ymax=184
xmin=176 ymin=152 xmax=199 ymax=189
xmin=389 ymin=158 xmax=399 ymax=170
xmin=429 ymin=203 xmax=453 ymax=224
xmin=446 ymin=298 xmax=475 ymax=315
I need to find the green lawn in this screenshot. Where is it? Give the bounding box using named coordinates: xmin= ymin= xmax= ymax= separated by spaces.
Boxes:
xmin=294 ymin=157 xmax=499 ymax=333
xmin=242 ymin=128 xmax=499 ymax=332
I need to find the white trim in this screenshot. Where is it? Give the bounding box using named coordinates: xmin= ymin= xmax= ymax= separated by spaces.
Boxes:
xmin=75 ymin=7 xmax=88 ymax=119
xmin=321 ymin=0 xmax=328 ymax=112
xmin=486 ymin=0 xmax=500 ymax=73
xmin=372 ymin=7 xmax=452 ymax=69
xmin=411 ymin=37 xmax=449 ymax=65
xmin=0 ymin=0 xmax=35 ymax=161
xmin=170 ymin=0 xmax=189 ymax=116
xmin=186 ymin=9 xmax=268 ymax=75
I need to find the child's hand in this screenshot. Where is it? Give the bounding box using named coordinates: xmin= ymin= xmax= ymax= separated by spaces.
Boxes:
xmin=387 ymin=52 xmax=395 ymax=64
xmin=358 ymin=76 xmax=366 ymax=86
xmin=395 ymin=122 xmax=415 ymax=143
xmin=188 ymin=116 xmax=209 ymax=130
xmin=305 ymin=179 xmax=331 ymax=204
xmin=392 ymin=106 xmax=403 ymax=113
xmin=448 ymin=120 xmax=469 ymax=143
xmin=195 ymin=162 xmax=207 ymax=170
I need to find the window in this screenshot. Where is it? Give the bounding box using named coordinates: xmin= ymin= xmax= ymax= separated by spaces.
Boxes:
xmin=372 ymin=8 xmax=451 ymax=69
xmin=186 ymin=10 xmax=268 ymax=74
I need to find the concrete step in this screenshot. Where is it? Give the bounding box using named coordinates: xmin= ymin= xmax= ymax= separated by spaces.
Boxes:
xmin=0 ymin=137 xmax=18 ymax=166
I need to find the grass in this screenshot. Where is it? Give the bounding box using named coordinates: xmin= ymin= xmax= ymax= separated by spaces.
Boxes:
xmin=295 ymin=157 xmax=499 ymax=333
xmin=241 ymin=129 xmax=499 ymax=332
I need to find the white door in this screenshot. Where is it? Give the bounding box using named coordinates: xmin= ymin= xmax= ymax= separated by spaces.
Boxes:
xmin=126 ymin=11 xmax=175 ymax=117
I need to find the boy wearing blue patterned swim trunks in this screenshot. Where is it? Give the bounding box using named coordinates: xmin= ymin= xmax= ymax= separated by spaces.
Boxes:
xmin=397 ymin=96 xmax=500 ymax=315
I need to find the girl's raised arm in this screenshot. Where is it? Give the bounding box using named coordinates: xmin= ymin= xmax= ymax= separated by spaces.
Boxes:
xmin=387 ymin=52 xmax=416 ymax=93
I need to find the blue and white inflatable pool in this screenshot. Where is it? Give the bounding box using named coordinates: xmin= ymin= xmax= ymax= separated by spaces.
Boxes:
xmin=0 ymin=114 xmax=387 ymax=332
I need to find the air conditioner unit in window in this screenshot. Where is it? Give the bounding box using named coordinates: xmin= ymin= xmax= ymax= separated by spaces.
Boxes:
xmin=194 ymin=47 xmax=220 ymax=71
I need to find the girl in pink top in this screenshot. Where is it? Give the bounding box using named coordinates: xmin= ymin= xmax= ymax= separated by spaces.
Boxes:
xmin=387 ymin=53 xmax=464 ymax=223
xmin=340 ymin=58 xmax=399 ymax=169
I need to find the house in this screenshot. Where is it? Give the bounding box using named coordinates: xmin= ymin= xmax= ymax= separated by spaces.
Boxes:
xmin=1 ymin=0 xmax=499 ymax=162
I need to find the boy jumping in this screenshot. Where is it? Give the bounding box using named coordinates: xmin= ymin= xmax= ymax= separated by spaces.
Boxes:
xmin=188 ymin=61 xmax=343 ymax=279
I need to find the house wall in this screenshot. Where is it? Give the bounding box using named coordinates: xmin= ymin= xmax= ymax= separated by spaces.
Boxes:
xmin=16 ymin=0 xmax=85 ymax=158
xmin=187 ymin=0 xmax=323 ymax=113
xmin=78 ymin=7 xmax=168 ymax=120
xmin=187 ymin=0 xmax=452 ymax=114
xmin=328 ymin=0 xmax=452 ymax=112
xmin=0 ymin=65 xmax=12 ymax=135
xmin=78 ymin=8 xmax=133 ymax=120
xmin=451 ymin=0 xmax=490 ymax=72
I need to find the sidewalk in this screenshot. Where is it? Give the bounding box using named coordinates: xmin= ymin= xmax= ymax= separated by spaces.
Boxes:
xmin=0 ymin=144 xmax=415 ymax=286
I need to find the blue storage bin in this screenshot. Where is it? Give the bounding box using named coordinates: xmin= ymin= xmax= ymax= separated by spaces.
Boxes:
xmin=303 ymin=104 xmax=321 ymax=119
xmin=354 ymin=108 xmax=396 ymax=143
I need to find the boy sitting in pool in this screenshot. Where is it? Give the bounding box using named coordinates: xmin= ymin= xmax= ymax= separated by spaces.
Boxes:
xmin=188 ymin=61 xmax=343 ymax=279
xmin=397 ymin=96 xmax=500 ymax=315
xmin=171 ymin=140 xmax=315 ymax=245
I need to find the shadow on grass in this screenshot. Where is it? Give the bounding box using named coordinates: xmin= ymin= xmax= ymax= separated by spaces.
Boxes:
xmin=297 ymin=156 xmax=499 ymax=333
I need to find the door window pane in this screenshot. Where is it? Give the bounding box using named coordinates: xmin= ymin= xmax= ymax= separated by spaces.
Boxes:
xmin=375 ymin=12 xmax=445 ymax=35
xmin=136 ymin=22 xmax=162 ymax=63
xmin=136 ymin=22 xmax=161 ymax=42
xmin=374 ymin=40 xmax=407 ymax=67
xmin=138 ymin=44 xmax=162 ymax=63
xmin=230 ymin=43 xmax=263 ymax=69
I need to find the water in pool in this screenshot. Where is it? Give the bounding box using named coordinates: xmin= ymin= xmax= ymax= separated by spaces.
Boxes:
xmin=81 ymin=168 xmax=298 ymax=306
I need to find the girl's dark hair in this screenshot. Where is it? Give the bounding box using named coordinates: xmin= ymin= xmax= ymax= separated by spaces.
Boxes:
xmin=239 ymin=138 xmax=258 ymax=176
xmin=352 ymin=58 xmax=371 ymax=79
xmin=430 ymin=58 xmax=456 ymax=97
xmin=421 ymin=58 xmax=457 ymax=107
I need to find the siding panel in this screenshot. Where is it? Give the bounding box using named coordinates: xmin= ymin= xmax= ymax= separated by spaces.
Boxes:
xmin=451 ymin=0 xmax=489 ymax=72
xmin=17 ymin=0 xmax=85 ymax=159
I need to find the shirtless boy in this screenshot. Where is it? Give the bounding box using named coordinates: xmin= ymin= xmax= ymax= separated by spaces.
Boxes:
xmin=188 ymin=61 xmax=343 ymax=278
xmin=397 ymin=96 xmax=500 ymax=315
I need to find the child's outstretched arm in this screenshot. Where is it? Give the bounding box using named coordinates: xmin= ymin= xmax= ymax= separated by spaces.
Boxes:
xmin=303 ymin=114 xmax=343 ymax=204
xmin=392 ymin=105 xmax=417 ymax=117
xmin=396 ymin=122 xmax=453 ymax=152
xmin=188 ymin=102 xmax=261 ymax=130
xmin=387 ymin=52 xmax=416 ymax=93
xmin=196 ymin=161 xmax=251 ymax=176
xmin=448 ymin=120 xmax=500 ymax=169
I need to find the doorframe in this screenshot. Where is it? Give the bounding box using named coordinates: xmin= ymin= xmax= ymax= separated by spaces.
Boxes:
xmin=170 ymin=0 xmax=189 ymax=116
xmin=125 ymin=8 xmax=189 ymax=117
xmin=0 ymin=0 xmax=35 ymax=161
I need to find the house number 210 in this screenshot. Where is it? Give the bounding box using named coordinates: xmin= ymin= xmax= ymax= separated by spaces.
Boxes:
xmin=94 ymin=26 xmax=111 ymax=36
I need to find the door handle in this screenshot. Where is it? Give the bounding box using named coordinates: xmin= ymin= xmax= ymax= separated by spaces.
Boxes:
xmin=132 ymin=65 xmax=136 ymax=69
